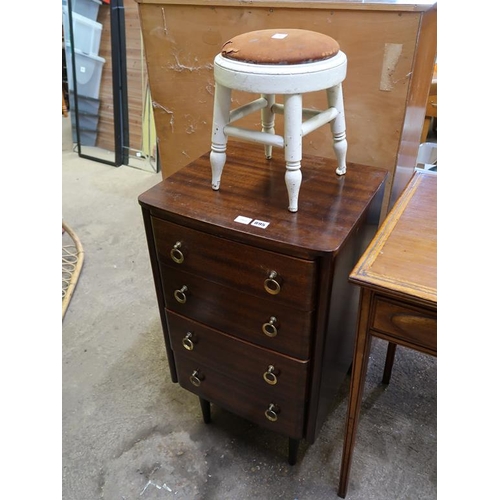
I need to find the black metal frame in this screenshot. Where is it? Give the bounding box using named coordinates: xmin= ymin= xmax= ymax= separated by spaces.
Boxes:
xmin=110 ymin=0 xmax=129 ymax=166
xmin=66 ymin=0 xmax=129 ymax=167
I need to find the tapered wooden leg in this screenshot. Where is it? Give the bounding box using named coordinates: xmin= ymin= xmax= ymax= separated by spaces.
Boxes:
xmin=288 ymin=438 xmax=300 ymax=465
xmin=382 ymin=342 xmax=397 ymax=385
xmin=338 ymin=289 xmax=373 ymax=498
xmin=199 ymin=397 xmax=211 ymax=424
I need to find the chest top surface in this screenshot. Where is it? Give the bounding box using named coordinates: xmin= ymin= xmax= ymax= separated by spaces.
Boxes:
xmin=349 ymin=170 xmax=437 ymax=306
xmin=139 ymin=143 xmax=387 ymax=256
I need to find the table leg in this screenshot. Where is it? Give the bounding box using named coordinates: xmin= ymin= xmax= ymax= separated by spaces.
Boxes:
xmin=338 ymin=289 xmax=373 ymax=498
xmin=382 ymin=342 xmax=397 ymax=384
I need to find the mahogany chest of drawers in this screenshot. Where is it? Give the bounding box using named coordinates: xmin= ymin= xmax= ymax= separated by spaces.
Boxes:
xmin=138 ymin=143 xmax=387 ymax=463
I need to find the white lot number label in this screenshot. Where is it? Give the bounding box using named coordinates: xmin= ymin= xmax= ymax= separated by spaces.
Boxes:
xmin=234 ymin=216 xmax=270 ymax=229
xmin=251 ymin=219 xmax=270 ymax=229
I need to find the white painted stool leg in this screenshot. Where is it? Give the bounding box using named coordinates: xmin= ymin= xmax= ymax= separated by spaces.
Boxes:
xmin=261 ymin=94 xmax=275 ymax=159
xmin=327 ymin=84 xmax=348 ymax=176
xmin=210 ymin=83 xmax=232 ymax=190
xmin=284 ymin=93 xmax=303 ymax=213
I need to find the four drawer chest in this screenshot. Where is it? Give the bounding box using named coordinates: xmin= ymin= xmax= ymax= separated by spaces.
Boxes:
xmin=138 ymin=142 xmax=387 ymax=463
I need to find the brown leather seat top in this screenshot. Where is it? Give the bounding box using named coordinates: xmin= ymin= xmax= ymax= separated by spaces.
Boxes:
xmin=220 ymin=29 xmax=340 ymax=65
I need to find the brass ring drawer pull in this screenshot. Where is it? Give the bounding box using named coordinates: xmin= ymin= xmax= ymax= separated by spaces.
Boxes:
xmin=262 ymin=316 xmax=279 ymax=337
xmin=265 ymin=403 xmax=280 ymax=422
xmin=263 ymin=365 xmax=279 ymax=385
xmin=170 ymin=241 xmax=184 ymax=264
xmin=190 ymin=370 xmax=204 ymax=387
xmin=264 ymin=271 xmax=281 ymax=295
xmin=174 ymin=285 xmax=189 ymax=304
xmin=182 ymin=332 xmax=195 ymax=351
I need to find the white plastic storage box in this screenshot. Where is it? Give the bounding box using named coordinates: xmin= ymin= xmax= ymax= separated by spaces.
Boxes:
xmin=416 ymin=142 xmax=437 ymax=171
xmin=71 ymin=111 xmax=99 ymax=132
xmin=65 ymin=47 xmax=106 ymax=99
xmin=71 ymin=127 xmax=98 ymax=147
xmin=69 ymin=91 xmax=100 ymax=115
xmin=64 ymin=0 xmax=102 ymax=22
xmin=62 ymin=7 xmax=103 ymax=56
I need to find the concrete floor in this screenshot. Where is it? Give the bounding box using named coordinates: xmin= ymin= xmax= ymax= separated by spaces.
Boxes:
xmin=62 ymin=115 xmax=437 ymax=500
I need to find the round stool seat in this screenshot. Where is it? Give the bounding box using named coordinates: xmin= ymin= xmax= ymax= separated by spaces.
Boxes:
xmin=210 ymin=28 xmax=348 ymax=212
xmin=221 ymin=29 xmax=340 ymax=65
xmin=214 ymin=52 xmax=347 ymax=95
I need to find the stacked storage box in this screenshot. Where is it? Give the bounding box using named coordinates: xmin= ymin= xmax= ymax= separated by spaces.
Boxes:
xmin=62 ymin=0 xmax=105 ymax=146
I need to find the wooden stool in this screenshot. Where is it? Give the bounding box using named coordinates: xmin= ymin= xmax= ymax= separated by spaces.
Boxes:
xmin=210 ymin=29 xmax=348 ymax=212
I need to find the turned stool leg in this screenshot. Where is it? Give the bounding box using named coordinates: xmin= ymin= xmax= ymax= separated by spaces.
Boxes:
xmin=327 ymin=84 xmax=348 ymax=176
xmin=261 ymin=94 xmax=276 ymax=159
xmin=210 ymin=83 xmax=232 ymax=190
xmin=283 ymin=93 xmax=303 ymax=213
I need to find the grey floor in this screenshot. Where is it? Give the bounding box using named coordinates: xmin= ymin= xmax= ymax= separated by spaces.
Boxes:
xmin=62 ymin=115 xmax=437 ymax=500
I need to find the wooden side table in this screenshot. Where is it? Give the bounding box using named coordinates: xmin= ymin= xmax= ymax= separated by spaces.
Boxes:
xmin=337 ymin=170 xmax=437 ymax=497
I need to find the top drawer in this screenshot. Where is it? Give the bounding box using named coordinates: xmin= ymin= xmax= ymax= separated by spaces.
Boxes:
xmin=152 ymin=217 xmax=317 ymax=311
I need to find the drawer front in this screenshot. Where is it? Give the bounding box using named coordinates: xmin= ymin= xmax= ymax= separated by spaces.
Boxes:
xmin=168 ymin=312 xmax=309 ymax=403
xmin=371 ymin=297 xmax=437 ymax=352
xmin=152 ymin=217 xmax=316 ymax=311
xmin=161 ymin=264 xmax=313 ymax=359
xmin=174 ymin=352 xmax=306 ymax=439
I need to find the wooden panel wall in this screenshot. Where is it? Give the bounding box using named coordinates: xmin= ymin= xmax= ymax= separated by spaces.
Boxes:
xmin=96 ymin=0 xmax=146 ymax=153
xmin=136 ymin=2 xmax=436 ymax=216
xmin=390 ymin=5 xmax=437 ymax=207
